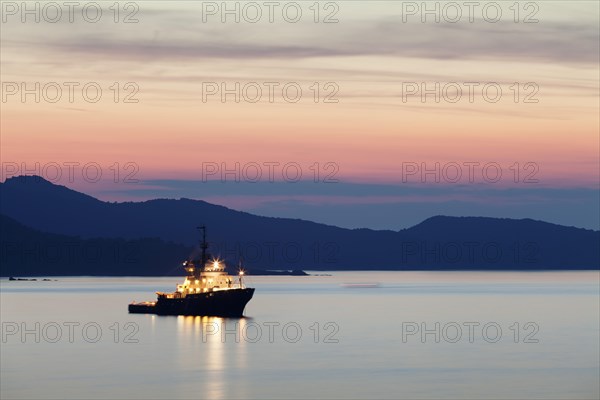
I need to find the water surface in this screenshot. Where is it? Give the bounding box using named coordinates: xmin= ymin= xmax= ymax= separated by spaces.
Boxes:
xmin=1 ymin=271 xmax=598 ymax=399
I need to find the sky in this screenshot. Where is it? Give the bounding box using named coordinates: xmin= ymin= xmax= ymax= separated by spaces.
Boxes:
xmin=1 ymin=1 xmax=599 ymax=230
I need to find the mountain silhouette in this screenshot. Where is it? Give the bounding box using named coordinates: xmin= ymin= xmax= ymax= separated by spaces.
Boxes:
xmin=1 ymin=175 xmax=598 ymax=275
xmin=0 ymin=213 xmax=192 ymax=276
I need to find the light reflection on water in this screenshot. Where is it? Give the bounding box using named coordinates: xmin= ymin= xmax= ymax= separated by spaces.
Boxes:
xmin=173 ymin=316 xmax=249 ymax=400
xmin=0 ymin=271 xmax=598 ymax=399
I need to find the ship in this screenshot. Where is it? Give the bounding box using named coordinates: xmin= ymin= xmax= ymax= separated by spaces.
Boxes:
xmin=128 ymin=226 xmax=255 ymax=317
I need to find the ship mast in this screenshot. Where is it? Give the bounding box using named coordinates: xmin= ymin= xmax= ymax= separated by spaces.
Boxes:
xmin=196 ymin=225 xmax=208 ymax=278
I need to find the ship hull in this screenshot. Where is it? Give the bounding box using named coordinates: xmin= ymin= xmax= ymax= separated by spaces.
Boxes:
xmin=129 ymin=288 xmax=255 ymax=317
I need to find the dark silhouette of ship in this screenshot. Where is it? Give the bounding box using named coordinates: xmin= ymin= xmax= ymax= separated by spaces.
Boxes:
xmin=128 ymin=226 xmax=254 ymax=317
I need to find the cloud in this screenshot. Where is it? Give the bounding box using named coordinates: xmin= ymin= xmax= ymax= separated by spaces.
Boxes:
xmin=90 ymin=179 xmax=600 ymax=230
xmin=98 ymin=178 xmax=599 ymax=200
xmin=3 ymin=8 xmax=598 ymax=65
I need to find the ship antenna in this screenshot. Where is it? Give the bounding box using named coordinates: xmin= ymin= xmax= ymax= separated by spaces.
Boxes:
xmin=197 ymin=225 xmax=208 ymax=268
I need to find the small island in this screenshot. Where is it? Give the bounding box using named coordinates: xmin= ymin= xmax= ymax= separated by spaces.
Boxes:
xmin=246 ymin=269 xmax=309 ymax=276
xmin=8 ymin=277 xmax=55 ymax=281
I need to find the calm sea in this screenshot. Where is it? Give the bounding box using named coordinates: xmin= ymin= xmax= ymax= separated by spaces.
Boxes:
xmin=1 ymin=271 xmax=599 ymax=399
